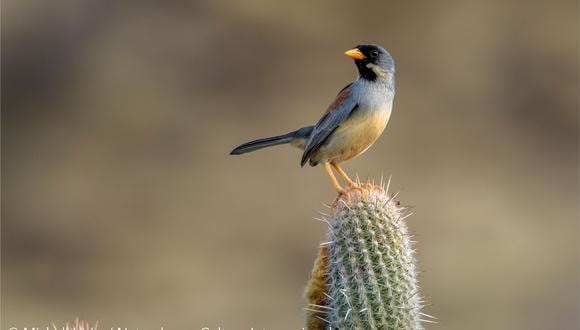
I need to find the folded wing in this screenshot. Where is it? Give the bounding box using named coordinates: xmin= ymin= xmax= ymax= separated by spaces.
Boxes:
xmin=301 ymin=83 xmax=358 ymax=166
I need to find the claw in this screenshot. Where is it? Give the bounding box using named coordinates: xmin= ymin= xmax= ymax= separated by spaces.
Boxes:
xmin=349 ymin=183 xmax=364 ymax=192
xmin=331 ymin=188 xmax=351 ymax=209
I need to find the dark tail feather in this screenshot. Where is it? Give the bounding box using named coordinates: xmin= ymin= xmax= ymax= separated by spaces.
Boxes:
xmin=230 ymin=126 xmax=314 ymax=155
xmin=230 ymin=133 xmax=294 ymax=155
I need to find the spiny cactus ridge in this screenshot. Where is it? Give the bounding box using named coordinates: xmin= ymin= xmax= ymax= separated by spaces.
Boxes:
xmin=305 ymin=181 xmax=431 ymax=329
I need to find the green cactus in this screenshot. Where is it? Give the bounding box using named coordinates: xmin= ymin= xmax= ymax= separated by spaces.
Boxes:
xmin=305 ymin=182 xmax=429 ymax=330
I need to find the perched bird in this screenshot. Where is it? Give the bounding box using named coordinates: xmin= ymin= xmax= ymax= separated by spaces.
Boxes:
xmin=230 ymin=44 xmax=395 ymax=195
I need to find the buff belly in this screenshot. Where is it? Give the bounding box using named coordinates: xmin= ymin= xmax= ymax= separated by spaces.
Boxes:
xmin=309 ymin=108 xmax=391 ymax=164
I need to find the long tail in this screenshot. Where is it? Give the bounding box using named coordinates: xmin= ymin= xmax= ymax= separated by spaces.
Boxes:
xmin=230 ymin=126 xmax=313 ymax=155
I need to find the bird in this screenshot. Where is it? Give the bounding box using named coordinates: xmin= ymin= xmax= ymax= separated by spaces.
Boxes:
xmin=230 ymin=44 xmax=395 ymax=196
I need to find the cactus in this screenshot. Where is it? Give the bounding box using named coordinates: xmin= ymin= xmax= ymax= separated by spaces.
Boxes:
xmin=305 ymin=182 xmax=429 ymax=329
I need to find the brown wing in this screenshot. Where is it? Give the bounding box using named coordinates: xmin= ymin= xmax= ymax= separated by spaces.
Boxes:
xmin=300 ymin=83 xmax=358 ymax=166
xmin=325 ymin=83 xmax=352 ymax=114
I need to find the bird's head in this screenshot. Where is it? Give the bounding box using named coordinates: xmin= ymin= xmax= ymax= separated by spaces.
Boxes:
xmin=344 ymin=44 xmax=394 ymax=82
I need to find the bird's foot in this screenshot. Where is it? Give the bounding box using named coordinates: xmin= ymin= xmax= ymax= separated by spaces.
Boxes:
xmin=331 ymin=188 xmax=351 ymax=209
xmin=332 ymin=183 xmax=373 ymax=209
xmin=347 ymin=182 xmax=365 ymax=194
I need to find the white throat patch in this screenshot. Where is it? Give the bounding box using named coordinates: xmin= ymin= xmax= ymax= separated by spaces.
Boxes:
xmin=366 ymin=63 xmax=387 ymax=79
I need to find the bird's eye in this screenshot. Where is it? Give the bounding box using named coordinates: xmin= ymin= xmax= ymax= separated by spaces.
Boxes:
xmin=370 ymin=50 xmax=379 ymax=58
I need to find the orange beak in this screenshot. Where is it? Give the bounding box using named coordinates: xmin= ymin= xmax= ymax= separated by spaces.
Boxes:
xmin=344 ymin=48 xmax=365 ymax=60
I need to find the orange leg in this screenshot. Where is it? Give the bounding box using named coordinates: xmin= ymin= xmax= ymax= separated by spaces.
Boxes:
xmin=331 ymin=162 xmax=357 ymax=187
xmin=324 ymin=163 xmax=351 ymax=207
xmin=324 ymin=163 xmax=346 ymax=193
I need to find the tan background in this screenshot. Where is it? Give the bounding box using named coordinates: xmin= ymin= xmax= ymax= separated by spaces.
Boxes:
xmin=2 ymin=0 xmax=578 ymax=329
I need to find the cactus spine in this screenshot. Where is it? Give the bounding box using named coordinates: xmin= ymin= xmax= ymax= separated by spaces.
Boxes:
xmin=305 ymin=183 xmax=427 ymax=329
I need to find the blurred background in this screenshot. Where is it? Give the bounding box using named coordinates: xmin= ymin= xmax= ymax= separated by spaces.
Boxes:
xmin=2 ymin=0 xmax=578 ymax=329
